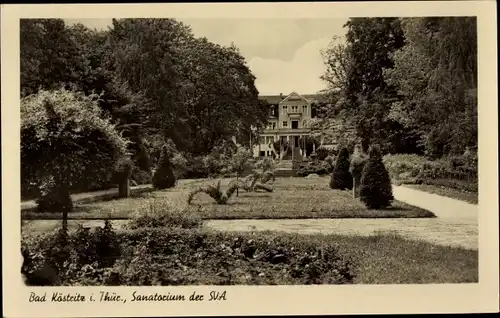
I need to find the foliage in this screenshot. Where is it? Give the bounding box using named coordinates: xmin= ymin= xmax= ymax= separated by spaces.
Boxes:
xmin=21 ymin=89 xmax=128 ymax=214
xmin=382 ymin=153 xmax=477 ymax=192
xmin=225 ymin=145 xmax=253 ymax=179
xmin=152 ymin=144 xmax=177 ymax=189
xmin=359 ymin=145 xmax=394 ymax=209
xmin=107 ymin=19 xmax=268 ymax=155
xmin=349 ymin=145 xmax=369 ymax=196
xmin=298 ymin=135 xmax=321 ymax=157
xmin=130 ymin=167 xmax=152 ymax=186
xmin=320 ymin=35 xmax=351 ymax=94
xmin=22 ymin=227 xmax=355 ymax=285
xmin=297 ymin=160 xmax=332 ymax=177
xmin=384 ymin=17 xmax=477 ymax=157
xmin=22 ymin=220 xmax=121 ymax=286
xmin=330 ymin=148 xmax=353 ymax=190
xmin=128 ymin=199 xmax=203 ymax=230
xmin=187 ymin=180 xmax=237 ymax=205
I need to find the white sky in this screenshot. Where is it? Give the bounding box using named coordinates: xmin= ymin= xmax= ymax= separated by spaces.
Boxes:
xmin=65 ymin=18 xmax=348 ymax=95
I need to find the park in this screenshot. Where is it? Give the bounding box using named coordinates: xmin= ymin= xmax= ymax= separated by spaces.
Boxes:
xmin=20 ymin=17 xmax=478 ymax=286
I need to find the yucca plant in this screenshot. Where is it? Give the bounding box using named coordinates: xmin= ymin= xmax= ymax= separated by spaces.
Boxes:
xmin=187 ymin=180 xmax=239 ymax=205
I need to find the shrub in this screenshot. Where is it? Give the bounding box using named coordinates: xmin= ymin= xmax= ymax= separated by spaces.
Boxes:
xmin=21 ymin=89 xmax=128 ymax=215
xmin=130 ymin=167 xmax=152 ymax=185
xmin=152 ymin=144 xmax=176 ymax=189
xmin=324 ymin=155 xmax=336 ymax=168
xmin=297 ymin=161 xmax=331 ymax=177
xmin=187 ymin=180 xmax=238 ymax=205
xmin=316 ymin=147 xmax=331 ymax=161
xmin=128 ymin=200 xmax=202 ymax=230
xmin=21 ymin=220 xmax=121 ymax=286
xmin=36 ymin=176 xmax=73 ymax=213
xmin=22 ymin=228 xmax=354 ymax=286
xmin=349 ymin=146 xmax=368 ymax=197
xmin=330 ymin=147 xmax=353 ymax=190
xmin=360 ymin=145 xmax=394 ymax=209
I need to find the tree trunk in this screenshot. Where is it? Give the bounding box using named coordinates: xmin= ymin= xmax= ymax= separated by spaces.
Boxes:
xmin=236 ymin=174 xmax=239 ymax=197
xmin=352 ymin=178 xmax=356 ymax=198
xmin=118 ymin=178 xmax=130 ymax=198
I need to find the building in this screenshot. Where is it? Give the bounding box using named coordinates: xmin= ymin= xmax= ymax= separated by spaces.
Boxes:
xmin=253 ymin=92 xmax=322 ymax=160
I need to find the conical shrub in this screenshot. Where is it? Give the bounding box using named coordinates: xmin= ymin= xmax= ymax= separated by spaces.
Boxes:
xmin=152 ymin=144 xmax=176 ymax=189
xmin=359 ymin=145 xmax=393 ymax=209
xmin=330 ymin=147 xmax=353 ymax=190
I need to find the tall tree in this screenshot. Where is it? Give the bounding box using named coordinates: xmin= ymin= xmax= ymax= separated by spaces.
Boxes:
xmin=341 ymin=18 xmax=418 ymax=153
xmin=384 ymin=17 xmax=477 ymax=157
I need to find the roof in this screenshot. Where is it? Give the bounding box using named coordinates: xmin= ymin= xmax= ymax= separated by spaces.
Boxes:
xmin=258 ymin=93 xmax=325 ymax=105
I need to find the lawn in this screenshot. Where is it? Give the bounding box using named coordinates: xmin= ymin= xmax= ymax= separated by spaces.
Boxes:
xmin=404 ymin=184 xmax=478 ymax=205
xmin=22 ymin=177 xmax=435 ymax=220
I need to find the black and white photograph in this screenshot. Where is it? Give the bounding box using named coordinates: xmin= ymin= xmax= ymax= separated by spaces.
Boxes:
xmin=2 ymin=1 xmax=498 ymax=317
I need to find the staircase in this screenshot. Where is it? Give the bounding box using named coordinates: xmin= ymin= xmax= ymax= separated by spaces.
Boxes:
xmin=275 ymin=159 xmax=296 ymax=177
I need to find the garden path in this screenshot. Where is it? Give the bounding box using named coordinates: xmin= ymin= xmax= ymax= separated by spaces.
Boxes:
xmin=21 ymin=182 xmax=478 ymax=250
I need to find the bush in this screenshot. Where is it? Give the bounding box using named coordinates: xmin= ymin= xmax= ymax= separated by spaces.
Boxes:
xmin=360 ymin=145 xmax=393 ymax=209
xmin=349 ymin=146 xmax=368 ymax=197
xmin=152 ymin=144 xmax=176 ymax=189
xmin=316 ymin=147 xmax=331 ymax=161
xmin=128 ymin=200 xmax=202 ymax=230
xmin=112 ymin=156 xmax=134 ymax=184
xmin=22 ymin=220 xmax=121 ymax=286
xmin=324 ymin=155 xmax=336 ymax=168
xmin=36 ymin=176 xmax=73 ymax=213
xmin=22 ymin=227 xmax=355 ymax=286
xmin=330 ymin=148 xmax=353 ymax=190
xmin=383 ymin=153 xmax=478 ymax=188
xmin=297 ymin=160 xmax=331 ymax=177
xmin=130 ymin=167 xmax=152 ymax=186
xmin=21 ymin=89 xmax=128 ymax=214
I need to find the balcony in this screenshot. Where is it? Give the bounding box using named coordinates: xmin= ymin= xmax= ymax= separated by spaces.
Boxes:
xmin=287 ymin=111 xmax=302 ymax=119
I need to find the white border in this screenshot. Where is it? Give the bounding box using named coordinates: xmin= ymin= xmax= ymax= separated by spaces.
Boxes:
xmin=2 ymin=2 xmax=498 ymax=317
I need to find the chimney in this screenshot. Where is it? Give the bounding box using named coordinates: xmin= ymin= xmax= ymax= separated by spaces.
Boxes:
xmin=280 ymin=93 xmax=283 ymax=99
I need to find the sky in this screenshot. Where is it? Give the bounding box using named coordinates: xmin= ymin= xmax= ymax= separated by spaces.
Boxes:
xmin=65 ymin=18 xmax=348 ymax=95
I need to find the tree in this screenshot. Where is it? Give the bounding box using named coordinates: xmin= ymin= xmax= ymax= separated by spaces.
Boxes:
xmin=320 ymin=35 xmax=351 ymax=94
xmin=107 ymin=19 xmax=268 ymax=155
xmin=384 ymin=17 xmax=477 ymax=157
xmin=330 ymin=147 xmax=353 ymax=190
xmin=359 ymin=145 xmax=393 ymax=209
xmin=20 ymin=19 xmax=86 ymax=97
xmin=152 ymin=141 xmax=177 ymax=189
xmin=21 ymin=89 xmax=128 ymax=223
xmin=339 ymin=18 xmax=416 ymax=153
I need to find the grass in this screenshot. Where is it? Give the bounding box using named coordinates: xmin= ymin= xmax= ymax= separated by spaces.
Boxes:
xmin=404 ymin=184 xmax=478 ymax=204
xmin=22 ymin=177 xmax=435 ymax=220
xmin=247 ymin=230 xmax=478 ymax=284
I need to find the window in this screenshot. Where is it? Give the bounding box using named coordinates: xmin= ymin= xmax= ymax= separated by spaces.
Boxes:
xmin=272 ymin=122 xmax=276 ymax=129
xmin=283 ymin=105 xmax=288 ymax=113
xmin=303 ymin=105 xmax=307 ymax=114
xmin=266 ymin=136 xmax=274 ymax=144
xmin=260 ymin=137 xmax=265 ymax=144
xmin=270 ymin=106 xmax=276 ymax=116
xmin=283 ymin=121 xmax=288 ymax=128
xmin=291 ymin=106 xmax=298 ymax=113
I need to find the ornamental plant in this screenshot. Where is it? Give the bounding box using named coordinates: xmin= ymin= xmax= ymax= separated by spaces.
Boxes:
xmin=359 ymin=145 xmax=394 ymax=209
xmin=330 ymin=147 xmax=353 ymax=190
xmin=21 ymin=89 xmax=128 ymax=220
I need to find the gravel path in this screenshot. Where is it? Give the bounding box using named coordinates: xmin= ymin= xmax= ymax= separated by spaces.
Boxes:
xmin=21 ymin=182 xmax=478 ymax=250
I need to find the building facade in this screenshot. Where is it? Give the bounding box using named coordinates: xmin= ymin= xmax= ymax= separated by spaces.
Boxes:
xmin=253 ymin=92 xmax=320 ymax=160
